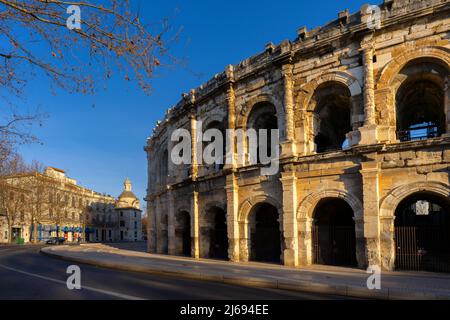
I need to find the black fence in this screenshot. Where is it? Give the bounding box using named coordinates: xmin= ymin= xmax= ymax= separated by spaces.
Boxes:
xmin=397 ymin=124 xmax=440 ymax=142
xmin=395 ymin=226 xmax=450 ymax=273
xmin=312 ymin=225 xmax=357 ymax=267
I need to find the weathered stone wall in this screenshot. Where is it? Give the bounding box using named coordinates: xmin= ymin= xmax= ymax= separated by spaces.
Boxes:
xmin=145 ymin=0 xmax=450 ymax=271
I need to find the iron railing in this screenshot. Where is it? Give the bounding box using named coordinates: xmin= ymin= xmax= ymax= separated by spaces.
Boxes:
xmin=312 ymin=225 xmax=357 ymax=267
xmin=397 ymin=124 xmax=440 ymax=142
xmin=395 ymin=226 xmax=450 ymax=273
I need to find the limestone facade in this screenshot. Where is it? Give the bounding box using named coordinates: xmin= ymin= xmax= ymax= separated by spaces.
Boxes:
xmin=145 ymin=0 xmax=450 ymax=271
xmin=0 ymin=168 xmax=142 ymax=244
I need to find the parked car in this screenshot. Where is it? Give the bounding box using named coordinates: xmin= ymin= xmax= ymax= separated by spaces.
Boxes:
xmin=46 ymin=237 xmax=66 ymax=245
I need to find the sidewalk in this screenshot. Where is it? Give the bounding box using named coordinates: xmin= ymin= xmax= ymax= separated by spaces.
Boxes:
xmin=41 ymin=244 xmax=450 ymax=300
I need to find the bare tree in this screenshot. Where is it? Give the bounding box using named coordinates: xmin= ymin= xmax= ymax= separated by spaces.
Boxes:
xmin=25 ymin=164 xmax=53 ymax=243
xmin=47 ymin=186 xmax=69 ymax=238
xmin=0 ymin=153 xmax=28 ymax=243
xmin=0 ymin=0 xmax=176 ymax=144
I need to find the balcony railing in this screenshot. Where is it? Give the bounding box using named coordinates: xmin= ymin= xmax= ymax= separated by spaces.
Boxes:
xmin=398 ymin=123 xmax=441 ymax=142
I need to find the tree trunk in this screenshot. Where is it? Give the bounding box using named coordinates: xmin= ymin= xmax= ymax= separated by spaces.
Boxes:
xmin=7 ymin=225 xmax=12 ymax=244
xmin=33 ymin=219 xmax=38 ymax=243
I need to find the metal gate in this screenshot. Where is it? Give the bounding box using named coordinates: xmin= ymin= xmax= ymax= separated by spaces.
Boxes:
xmin=395 ymin=226 xmax=450 ymax=273
xmin=312 ymin=225 xmax=356 ymax=267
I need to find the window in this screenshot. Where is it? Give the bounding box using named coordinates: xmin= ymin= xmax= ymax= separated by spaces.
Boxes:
xmin=120 ymin=211 xmax=123 ymax=217
xmin=120 ymin=221 xmax=125 ymax=227
xmin=310 ymin=83 xmax=352 ymax=153
xmin=395 ymin=60 xmax=447 ymax=141
xmin=134 ymin=221 xmax=137 ymax=229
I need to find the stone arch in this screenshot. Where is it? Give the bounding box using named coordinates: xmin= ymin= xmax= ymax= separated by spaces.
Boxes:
xmin=237 ymin=194 xmax=283 ymax=263
xmin=175 ymin=208 xmax=191 ymax=257
xmin=377 ymin=46 xmax=450 ymax=90
xmin=378 ymin=181 xmax=450 ymax=271
xmin=200 ymin=202 xmax=228 ymax=260
xmin=375 ymin=46 xmax=450 ymax=141
xmin=237 ymin=94 xmax=284 ymax=130
xmin=294 ymin=72 xmax=363 ymax=153
xmin=296 ymin=71 xmax=362 ymax=112
xmin=296 ymin=189 xmax=364 ymax=267
xmin=175 ymin=206 xmax=191 ymax=217
xmin=297 ymin=189 xmax=363 ymax=221
xmin=201 ymin=201 xmax=226 ymax=218
xmin=380 ymin=181 xmax=450 ymax=218
xmin=238 ymin=194 xmax=283 ymax=223
xmin=201 ymin=114 xmax=226 ymax=131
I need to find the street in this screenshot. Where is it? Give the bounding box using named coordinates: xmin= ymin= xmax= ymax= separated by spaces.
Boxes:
xmin=0 ymin=244 xmax=354 ymax=300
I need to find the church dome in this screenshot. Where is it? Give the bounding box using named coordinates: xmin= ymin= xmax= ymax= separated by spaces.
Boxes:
xmin=116 ymin=178 xmax=140 ymax=209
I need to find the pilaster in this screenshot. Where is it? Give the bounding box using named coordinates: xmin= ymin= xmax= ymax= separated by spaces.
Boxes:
xmin=226 ymin=173 xmax=240 ymax=262
xmin=359 ymin=37 xmax=380 ymax=146
xmin=280 ymin=168 xmax=299 ymax=267
xmin=190 ymin=189 xmax=200 ymax=259
xmin=360 ymin=153 xmax=382 ymax=268
xmin=280 ymin=64 xmax=296 ymax=157
xmin=167 ymin=189 xmax=176 ymax=255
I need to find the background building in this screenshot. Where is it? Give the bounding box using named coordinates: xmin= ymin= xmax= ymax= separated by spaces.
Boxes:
xmin=146 ymin=0 xmax=450 ymax=273
xmin=115 ymin=178 xmax=142 ymax=242
xmin=0 ymin=168 xmax=142 ymax=244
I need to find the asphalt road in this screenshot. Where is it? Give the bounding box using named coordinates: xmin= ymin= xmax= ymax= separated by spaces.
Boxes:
xmin=0 ymin=244 xmax=355 ymax=300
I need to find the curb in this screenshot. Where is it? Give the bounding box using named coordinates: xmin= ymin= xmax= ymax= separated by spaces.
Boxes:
xmin=40 ymin=247 xmax=450 ymax=300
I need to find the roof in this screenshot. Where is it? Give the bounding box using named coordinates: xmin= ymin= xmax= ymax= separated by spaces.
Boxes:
xmin=118 ymin=190 xmax=138 ymax=200
xmin=47 ymin=167 xmax=66 ymax=173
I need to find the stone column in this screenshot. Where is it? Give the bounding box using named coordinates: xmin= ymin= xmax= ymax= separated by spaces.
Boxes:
xmin=445 ymin=78 xmax=450 ymax=136
xmin=167 ymin=189 xmax=176 ymax=255
xmin=281 ymin=64 xmax=296 ymax=157
xmin=239 ymin=221 xmax=250 ymax=262
xmin=359 ymin=40 xmax=380 ymax=145
xmin=380 ymin=215 xmax=396 ymax=271
xmin=190 ymin=113 xmax=199 ymax=180
xmin=360 ymin=153 xmax=381 ymax=269
xmin=225 ymin=65 xmax=237 ymax=169
xmin=280 ymin=168 xmax=298 ymax=267
xmin=155 ymin=196 xmax=163 ymax=254
xmin=363 ymin=46 xmax=376 ymax=127
xmin=153 ymin=196 xmax=161 ymax=253
xmin=190 ymin=190 xmax=200 ymax=259
xmin=226 ymin=173 xmax=240 ymax=262
xmin=147 ymin=199 xmax=157 ymax=253
xmin=297 ymin=217 xmax=313 ymax=266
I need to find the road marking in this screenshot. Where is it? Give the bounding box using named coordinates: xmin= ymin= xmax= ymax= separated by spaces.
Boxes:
xmin=0 ymin=263 xmax=145 ymax=300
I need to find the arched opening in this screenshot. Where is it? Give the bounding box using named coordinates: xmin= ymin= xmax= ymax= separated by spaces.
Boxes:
xmin=203 ymin=121 xmax=226 ymax=172
xmin=202 ymin=207 xmax=228 ymax=260
xmin=175 ymin=211 xmax=191 ymax=257
xmin=312 ymin=198 xmax=357 ymax=267
xmin=247 ymin=102 xmax=278 ymax=163
xmin=395 ymin=192 xmax=450 ymax=273
xmin=311 ymin=83 xmax=352 ymax=153
xmin=160 ymin=214 xmax=169 ymax=254
xmin=249 ymin=203 xmax=281 ymax=263
xmin=396 ymin=59 xmax=448 ymax=141
xmin=159 ymin=149 xmax=169 ymax=186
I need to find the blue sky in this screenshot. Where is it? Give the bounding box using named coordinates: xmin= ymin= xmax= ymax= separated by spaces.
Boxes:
xmin=17 ymin=0 xmax=370 ymax=205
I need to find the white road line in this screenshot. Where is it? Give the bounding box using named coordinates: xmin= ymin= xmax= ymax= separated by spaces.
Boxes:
xmin=0 ymin=263 xmax=145 ymax=300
